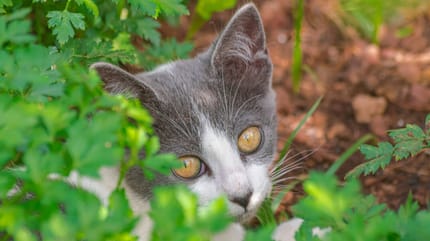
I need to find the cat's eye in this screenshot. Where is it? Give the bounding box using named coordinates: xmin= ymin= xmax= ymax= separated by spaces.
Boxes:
xmin=172 ymin=156 xmax=205 ymax=179
xmin=237 ymin=126 xmax=262 ymax=153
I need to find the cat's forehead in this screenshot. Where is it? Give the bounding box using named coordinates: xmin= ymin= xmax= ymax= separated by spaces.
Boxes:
xmin=143 ymin=56 xmax=220 ymax=107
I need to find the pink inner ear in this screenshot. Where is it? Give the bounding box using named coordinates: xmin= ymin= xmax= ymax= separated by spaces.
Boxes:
xmin=210 ymin=4 xmax=266 ymax=72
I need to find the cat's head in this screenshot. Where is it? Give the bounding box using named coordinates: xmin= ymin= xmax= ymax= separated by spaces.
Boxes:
xmin=92 ymin=3 xmax=276 ymax=222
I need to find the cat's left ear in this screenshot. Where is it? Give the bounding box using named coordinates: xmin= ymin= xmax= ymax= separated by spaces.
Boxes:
xmin=90 ymin=62 xmax=160 ymax=108
xmin=210 ymin=3 xmax=271 ymax=83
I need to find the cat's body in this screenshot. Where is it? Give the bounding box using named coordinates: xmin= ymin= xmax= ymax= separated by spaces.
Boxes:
xmin=86 ymin=3 xmax=302 ymax=241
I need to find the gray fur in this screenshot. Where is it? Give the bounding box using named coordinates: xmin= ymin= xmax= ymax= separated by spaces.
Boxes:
xmin=91 ymin=3 xmax=276 ymax=214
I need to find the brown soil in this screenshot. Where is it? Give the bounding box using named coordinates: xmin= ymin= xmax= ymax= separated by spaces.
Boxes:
xmin=162 ymin=0 xmax=430 ymax=213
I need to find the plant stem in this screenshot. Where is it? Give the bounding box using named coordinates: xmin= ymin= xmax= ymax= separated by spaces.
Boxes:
xmin=64 ymin=0 xmax=72 ymax=11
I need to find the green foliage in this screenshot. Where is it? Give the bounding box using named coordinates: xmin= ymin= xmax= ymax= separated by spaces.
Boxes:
xmin=291 ymin=0 xmax=304 ymax=93
xmin=150 ymin=186 xmax=231 ymax=241
xmin=293 ymin=172 xmax=430 ymax=241
xmin=47 ymin=10 xmax=86 ymax=45
xmin=186 ymin=0 xmax=237 ymax=39
xmin=0 ymin=1 xmax=202 ymax=240
xmin=2 ymin=0 xmax=194 ymax=68
xmin=339 ymin=0 xmax=422 ymax=43
xmin=348 ymin=114 xmax=430 ymax=178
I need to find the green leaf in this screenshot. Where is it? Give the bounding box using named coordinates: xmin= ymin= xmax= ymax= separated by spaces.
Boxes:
xmin=244 ymin=224 xmax=275 ymax=241
xmin=347 ymin=142 xmax=393 ymax=178
xmin=66 ymin=113 xmax=123 ymax=177
xmin=138 ymin=38 xmax=194 ymax=70
xmin=154 ymin=0 xmax=189 ymax=16
xmin=293 ymin=172 xmax=361 ymax=228
xmin=47 ymin=11 xmax=86 ymax=45
xmin=142 ymin=153 xmax=180 ymax=179
xmin=195 ymin=0 xmax=236 ymax=20
xmin=389 ymin=124 xmax=427 ymax=160
xmin=150 ymin=186 xmax=230 ymax=241
xmin=75 ymin=0 xmax=99 ymax=17
xmin=135 ymin=18 xmax=161 ymax=46
xmin=0 ymin=0 xmax=12 ymax=13
xmin=128 ymin=0 xmax=158 ymax=17
xmin=0 ymin=9 xmax=34 ymax=46
xmin=291 ymin=0 xmax=304 ymax=93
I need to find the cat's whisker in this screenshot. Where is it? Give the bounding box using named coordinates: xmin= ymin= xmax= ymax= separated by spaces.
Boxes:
xmin=270 ymin=149 xmax=316 ymax=176
xmin=271 ymin=177 xmax=298 ymax=186
xmin=272 ymin=150 xmax=292 ymax=169
xmin=270 ymin=161 xmax=302 ymax=181
xmin=270 ymin=157 xmax=302 ymax=175
xmin=270 ymin=165 xmax=302 ymax=181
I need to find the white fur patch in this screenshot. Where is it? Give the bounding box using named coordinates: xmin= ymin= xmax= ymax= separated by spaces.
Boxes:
xmin=191 ymin=118 xmax=271 ymax=219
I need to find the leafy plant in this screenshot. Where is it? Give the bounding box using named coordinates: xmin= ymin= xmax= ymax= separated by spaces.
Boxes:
xmin=348 ymin=113 xmax=430 ymax=178
xmin=186 ymin=0 xmax=237 ymax=39
xmin=150 ymin=186 xmax=231 ymax=241
xmin=293 ymin=172 xmax=430 ymax=241
xmin=338 ymin=0 xmax=424 ymax=43
xmin=0 ymin=1 xmax=211 ymax=240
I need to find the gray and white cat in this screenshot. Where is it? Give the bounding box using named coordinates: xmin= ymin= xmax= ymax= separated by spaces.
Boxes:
xmin=82 ymin=3 xmax=303 ymax=241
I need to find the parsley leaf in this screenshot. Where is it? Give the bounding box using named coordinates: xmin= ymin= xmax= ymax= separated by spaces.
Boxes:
xmin=47 ymin=11 xmax=86 ymax=45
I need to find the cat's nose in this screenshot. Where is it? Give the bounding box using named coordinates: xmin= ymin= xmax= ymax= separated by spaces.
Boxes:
xmin=230 ymin=191 xmax=252 ymax=209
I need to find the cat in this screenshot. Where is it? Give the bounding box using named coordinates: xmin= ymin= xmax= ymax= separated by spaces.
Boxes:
xmin=85 ymin=3 xmax=302 ymax=241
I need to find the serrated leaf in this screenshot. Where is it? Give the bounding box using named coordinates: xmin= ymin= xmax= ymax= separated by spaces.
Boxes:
xmin=154 ymin=0 xmax=189 ymax=16
xmin=135 ymin=18 xmax=161 ymax=45
xmin=66 ymin=113 xmax=122 ymax=177
xmin=129 ymin=0 xmax=188 ymax=18
xmin=0 ymin=9 xmax=34 ymax=46
xmin=47 ymin=11 xmax=86 ymax=44
xmin=128 ymin=0 xmax=158 ymax=17
xmin=389 ymin=124 xmax=425 ymax=141
xmin=393 ymin=140 xmax=425 ymax=160
xmin=75 ymin=0 xmax=99 ymax=17
xmin=142 ymin=153 xmax=180 ymax=177
xmin=348 ymin=142 xmax=394 ymax=177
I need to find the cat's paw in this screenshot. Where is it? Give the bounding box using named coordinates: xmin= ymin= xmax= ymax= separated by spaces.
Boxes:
xmin=272 ymin=218 xmax=303 ymax=241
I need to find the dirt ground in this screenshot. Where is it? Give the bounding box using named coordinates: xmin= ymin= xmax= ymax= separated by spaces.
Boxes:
xmin=161 ymin=0 xmax=430 ymax=214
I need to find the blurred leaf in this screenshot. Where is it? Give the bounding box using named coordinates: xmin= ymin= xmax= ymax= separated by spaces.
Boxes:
xmin=75 ymin=0 xmax=99 ymax=17
xmin=196 ymin=0 xmax=236 ymax=20
xmin=150 ymin=186 xmax=231 ymax=241
xmin=395 ymin=26 xmax=413 ymax=38
xmin=47 ymin=11 xmax=86 ymax=44
xmin=0 ymin=8 xmax=34 ymax=46
xmin=291 ymin=0 xmax=304 ymax=93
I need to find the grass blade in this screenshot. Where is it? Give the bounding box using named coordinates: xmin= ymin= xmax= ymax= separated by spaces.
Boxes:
xmin=292 ymin=0 xmax=304 ymax=93
xmin=278 ymin=96 xmax=323 ymax=162
xmin=326 ymin=133 xmax=374 ymax=176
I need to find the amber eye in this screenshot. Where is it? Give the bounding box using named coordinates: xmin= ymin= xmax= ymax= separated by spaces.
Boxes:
xmin=237 ymin=126 xmax=262 ymax=153
xmin=172 ymin=156 xmax=205 ymax=179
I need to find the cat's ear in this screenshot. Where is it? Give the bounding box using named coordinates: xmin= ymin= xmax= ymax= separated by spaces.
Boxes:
xmin=210 ymin=4 xmax=271 ymax=81
xmin=90 ymin=62 xmax=160 ymax=106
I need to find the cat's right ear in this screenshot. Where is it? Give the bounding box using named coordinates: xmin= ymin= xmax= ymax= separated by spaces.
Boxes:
xmin=90 ymin=62 xmax=159 ymax=105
